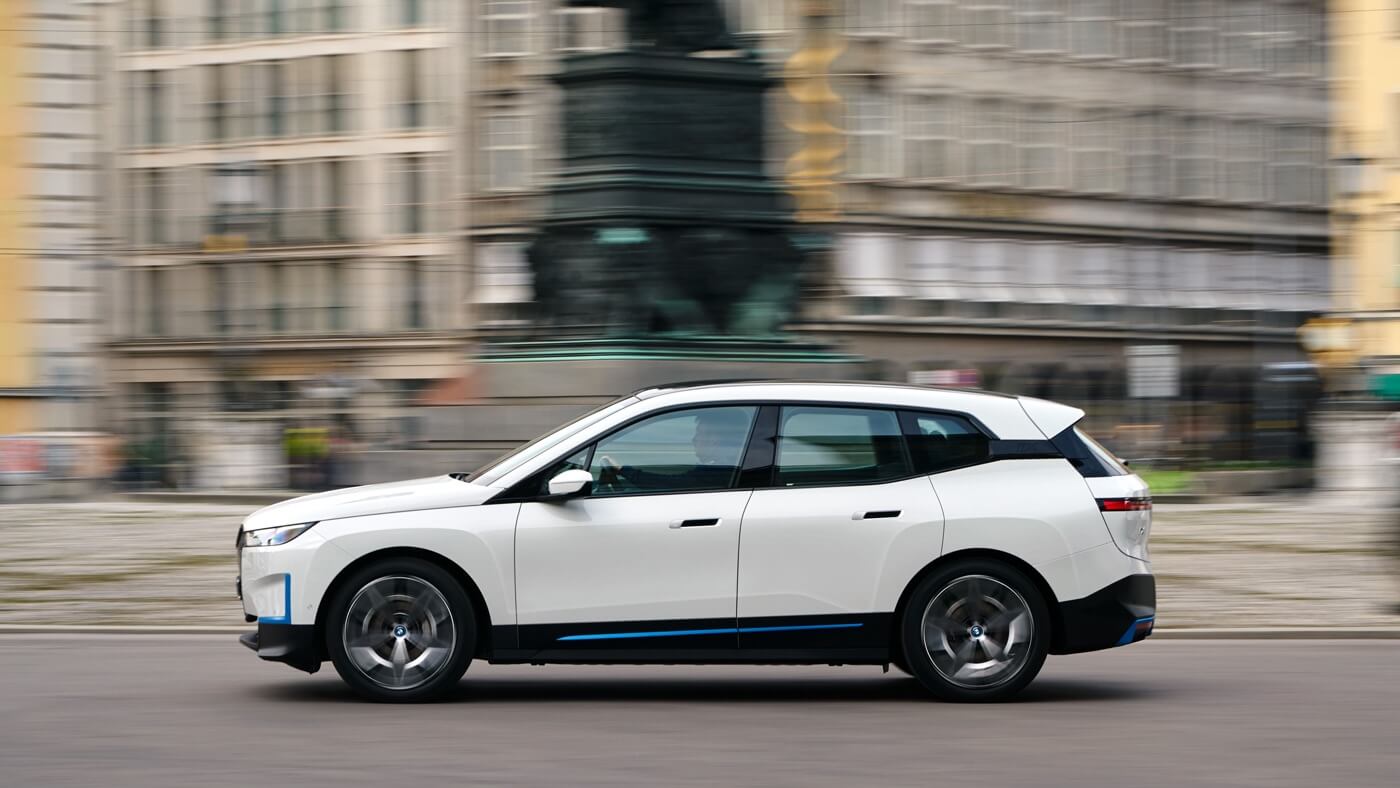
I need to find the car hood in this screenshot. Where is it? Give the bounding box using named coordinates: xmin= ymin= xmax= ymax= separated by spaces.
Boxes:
xmin=241 ymin=475 xmax=499 ymax=531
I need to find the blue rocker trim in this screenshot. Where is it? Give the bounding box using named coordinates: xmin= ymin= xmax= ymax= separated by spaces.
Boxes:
xmin=557 ymin=622 xmax=864 ymax=642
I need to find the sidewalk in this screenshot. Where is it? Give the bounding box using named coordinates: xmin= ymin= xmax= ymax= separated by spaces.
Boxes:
xmin=0 ymin=495 xmax=1395 ymax=629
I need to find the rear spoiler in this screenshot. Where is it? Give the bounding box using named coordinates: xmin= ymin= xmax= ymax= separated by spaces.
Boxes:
xmin=1017 ymin=396 xmax=1085 ymax=439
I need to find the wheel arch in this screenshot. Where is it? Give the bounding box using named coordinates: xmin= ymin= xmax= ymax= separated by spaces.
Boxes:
xmin=314 ymin=546 xmax=495 ymax=660
xmin=889 ymin=548 xmax=1065 ymax=662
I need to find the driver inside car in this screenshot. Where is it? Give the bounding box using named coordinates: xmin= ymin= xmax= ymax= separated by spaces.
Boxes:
xmin=597 ymin=410 xmax=749 ymax=492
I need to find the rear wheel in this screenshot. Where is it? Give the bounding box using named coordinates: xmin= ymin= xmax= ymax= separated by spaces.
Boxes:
xmin=901 ymin=559 xmax=1049 ymax=702
xmin=326 ymin=558 xmax=475 ymax=703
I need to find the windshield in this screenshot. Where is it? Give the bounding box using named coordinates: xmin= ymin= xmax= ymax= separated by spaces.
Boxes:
xmin=468 ymin=396 xmax=639 ymax=486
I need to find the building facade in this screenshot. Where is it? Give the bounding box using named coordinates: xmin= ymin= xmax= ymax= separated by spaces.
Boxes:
xmin=0 ymin=0 xmax=105 ymax=439
xmin=465 ymin=0 xmax=1332 ymax=461
xmin=105 ymin=0 xmax=468 ymax=487
xmin=1329 ymin=0 xmax=1400 ymax=400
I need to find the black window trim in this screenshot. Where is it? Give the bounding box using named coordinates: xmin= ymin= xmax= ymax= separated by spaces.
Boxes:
xmin=489 ymin=399 xmax=1066 ymax=503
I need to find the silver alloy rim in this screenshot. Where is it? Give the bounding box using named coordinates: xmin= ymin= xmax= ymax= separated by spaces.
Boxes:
xmin=921 ymin=574 xmax=1033 ymax=689
xmin=342 ymin=575 xmax=456 ymax=691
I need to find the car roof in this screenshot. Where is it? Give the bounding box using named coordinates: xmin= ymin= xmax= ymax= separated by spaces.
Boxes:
xmin=632 ymin=380 xmax=1057 ymax=440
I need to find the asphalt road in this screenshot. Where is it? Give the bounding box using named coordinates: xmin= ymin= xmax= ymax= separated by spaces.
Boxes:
xmin=2 ymin=637 xmax=1396 ymax=788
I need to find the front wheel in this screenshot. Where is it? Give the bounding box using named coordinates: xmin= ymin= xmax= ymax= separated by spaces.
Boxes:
xmin=326 ymin=558 xmax=475 ymax=703
xmin=900 ymin=560 xmax=1049 ymax=702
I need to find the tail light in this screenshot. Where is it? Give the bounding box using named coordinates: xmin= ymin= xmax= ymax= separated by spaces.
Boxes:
xmin=1098 ymin=497 xmax=1152 ymax=512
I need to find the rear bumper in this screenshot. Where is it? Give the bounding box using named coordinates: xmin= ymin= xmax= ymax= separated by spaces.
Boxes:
xmin=1052 ymin=574 xmax=1156 ymax=655
xmin=239 ymin=622 xmax=322 ymax=674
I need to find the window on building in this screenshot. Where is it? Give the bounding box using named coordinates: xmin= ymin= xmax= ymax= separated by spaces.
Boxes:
xmin=392 ymin=154 xmax=443 ymax=234
xmin=1016 ymin=0 xmax=1067 ymax=52
xmin=1269 ymin=124 xmax=1317 ymax=205
xmin=847 ymin=88 xmax=895 ymax=179
xmin=906 ymin=94 xmax=960 ymax=180
xmin=1119 ymin=0 xmax=1165 ymax=60
xmin=327 ymin=261 xmax=347 ymax=331
xmin=1125 ymin=113 xmax=1168 ymax=198
xmin=147 ymin=268 xmax=166 ymax=336
xmin=967 ymin=98 xmax=1013 ymax=186
xmin=1071 ymin=109 xmax=1121 ymax=193
xmin=404 ymin=259 xmax=426 ymax=329
xmin=1019 ymin=104 xmax=1063 ymax=189
xmin=964 ymin=4 xmax=1012 ymax=48
xmin=1170 ymin=0 xmax=1217 ymax=67
xmin=486 ymin=113 xmax=532 ymax=191
xmin=847 ymin=0 xmax=893 ymax=34
xmin=326 ymin=159 xmax=348 ymax=240
xmin=147 ymin=170 xmax=168 ymax=245
xmin=777 ymin=407 xmax=910 ymax=487
xmin=1223 ymin=120 xmax=1265 ymax=203
xmin=144 ymin=71 xmax=166 ymax=145
xmin=267 ymin=263 xmax=286 ymax=332
xmin=207 ymin=65 xmax=228 ymax=141
xmin=207 ymin=0 xmax=228 ymax=42
xmin=210 ymin=263 xmax=229 ymax=335
xmin=906 ymin=1 xmax=956 ymax=44
xmin=396 ymin=50 xmax=431 ymax=128
xmin=1221 ymin=0 xmax=1267 ymax=72
xmin=1173 ymin=116 xmax=1216 ymax=199
xmin=1069 ymin=0 xmax=1118 ymax=57
xmin=556 ymin=6 xmax=618 ymax=51
xmin=725 ymin=0 xmax=788 ymax=34
xmin=327 ymin=55 xmax=350 ymax=132
xmin=484 ymin=1 xmax=534 ymax=56
xmin=134 ymin=0 xmax=164 ymax=49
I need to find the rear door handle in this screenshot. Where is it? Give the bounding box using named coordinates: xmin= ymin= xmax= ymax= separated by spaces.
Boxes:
xmin=853 ymin=510 xmax=901 ymax=520
xmin=670 ymin=518 xmax=721 ymax=529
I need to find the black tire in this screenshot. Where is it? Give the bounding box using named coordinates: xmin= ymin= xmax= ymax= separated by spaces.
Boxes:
xmin=900 ymin=559 xmax=1050 ymax=702
xmin=325 ymin=558 xmax=476 ymax=703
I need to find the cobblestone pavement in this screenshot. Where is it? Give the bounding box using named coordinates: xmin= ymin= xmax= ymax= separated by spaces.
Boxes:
xmin=0 ymin=496 xmax=1396 ymax=628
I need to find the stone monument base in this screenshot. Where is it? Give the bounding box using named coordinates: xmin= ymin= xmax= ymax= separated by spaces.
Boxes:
xmin=355 ymin=339 xmax=866 ymax=484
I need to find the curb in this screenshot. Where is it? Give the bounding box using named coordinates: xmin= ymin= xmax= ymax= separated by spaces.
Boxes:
xmin=2 ymin=625 xmax=1399 ymax=639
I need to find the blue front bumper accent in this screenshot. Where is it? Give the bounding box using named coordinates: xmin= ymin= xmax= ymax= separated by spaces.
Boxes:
xmin=1116 ymin=616 xmax=1155 ymax=647
xmin=256 ymin=574 xmax=292 ymax=625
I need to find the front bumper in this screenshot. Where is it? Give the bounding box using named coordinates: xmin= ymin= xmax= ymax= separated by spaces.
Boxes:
xmin=1052 ymin=574 xmax=1156 ymax=655
xmin=239 ymin=622 xmax=322 ymax=674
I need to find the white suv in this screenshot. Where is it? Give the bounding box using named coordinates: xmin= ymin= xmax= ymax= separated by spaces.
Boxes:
xmin=237 ymin=381 xmax=1155 ymax=702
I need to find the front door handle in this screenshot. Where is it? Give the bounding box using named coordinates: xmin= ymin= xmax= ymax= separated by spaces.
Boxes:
xmin=853 ymin=510 xmax=901 ymax=520
xmin=670 ymin=518 xmax=721 ymax=529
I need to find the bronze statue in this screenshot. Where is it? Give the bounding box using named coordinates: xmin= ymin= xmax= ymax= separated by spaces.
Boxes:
xmin=568 ymin=0 xmax=736 ymax=53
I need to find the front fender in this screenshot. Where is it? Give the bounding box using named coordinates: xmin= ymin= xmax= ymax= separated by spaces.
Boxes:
xmin=303 ymin=504 xmax=520 ymax=629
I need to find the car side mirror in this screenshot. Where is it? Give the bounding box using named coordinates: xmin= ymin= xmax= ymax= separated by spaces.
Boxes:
xmin=545 ymin=469 xmax=594 ymax=500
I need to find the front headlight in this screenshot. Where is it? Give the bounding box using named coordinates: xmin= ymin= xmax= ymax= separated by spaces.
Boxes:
xmin=240 ymin=522 xmax=316 ymax=548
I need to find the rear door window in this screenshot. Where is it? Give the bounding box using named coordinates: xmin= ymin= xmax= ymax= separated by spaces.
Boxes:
xmin=775 ymin=406 xmax=910 ymax=487
xmin=900 ymin=411 xmax=990 ymax=474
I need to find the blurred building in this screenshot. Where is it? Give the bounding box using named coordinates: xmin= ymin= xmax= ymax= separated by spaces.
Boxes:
xmin=0 ymin=0 xmax=104 ymax=437
xmin=466 ymin=0 xmax=1332 ymax=461
xmin=103 ymin=1 xmax=468 ymax=485
xmin=1329 ymin=0 xmax=1400 ymax=401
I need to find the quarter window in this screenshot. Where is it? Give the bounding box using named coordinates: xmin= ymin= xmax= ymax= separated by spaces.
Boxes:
xmin=776 ymin=407 xmax=909 ymax=486
xmin=590 ymin=407 xmax=758 ymax=496
xmin=902 ymin=412 xmax=990 ymax=473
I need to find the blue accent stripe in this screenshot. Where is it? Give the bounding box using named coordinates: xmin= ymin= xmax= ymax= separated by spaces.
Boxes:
xmin=1115 ymin=616 xmax=1154 ymax=646
xmin=257 ymin=574 xmax=292 ymax=625
xmin=556 ymin=622 xmax=864 ymax=642
xmin=740 ymin=623 xmax=865 ymax=635
xmin=558 ymin=627 xmax=736 ymax=642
